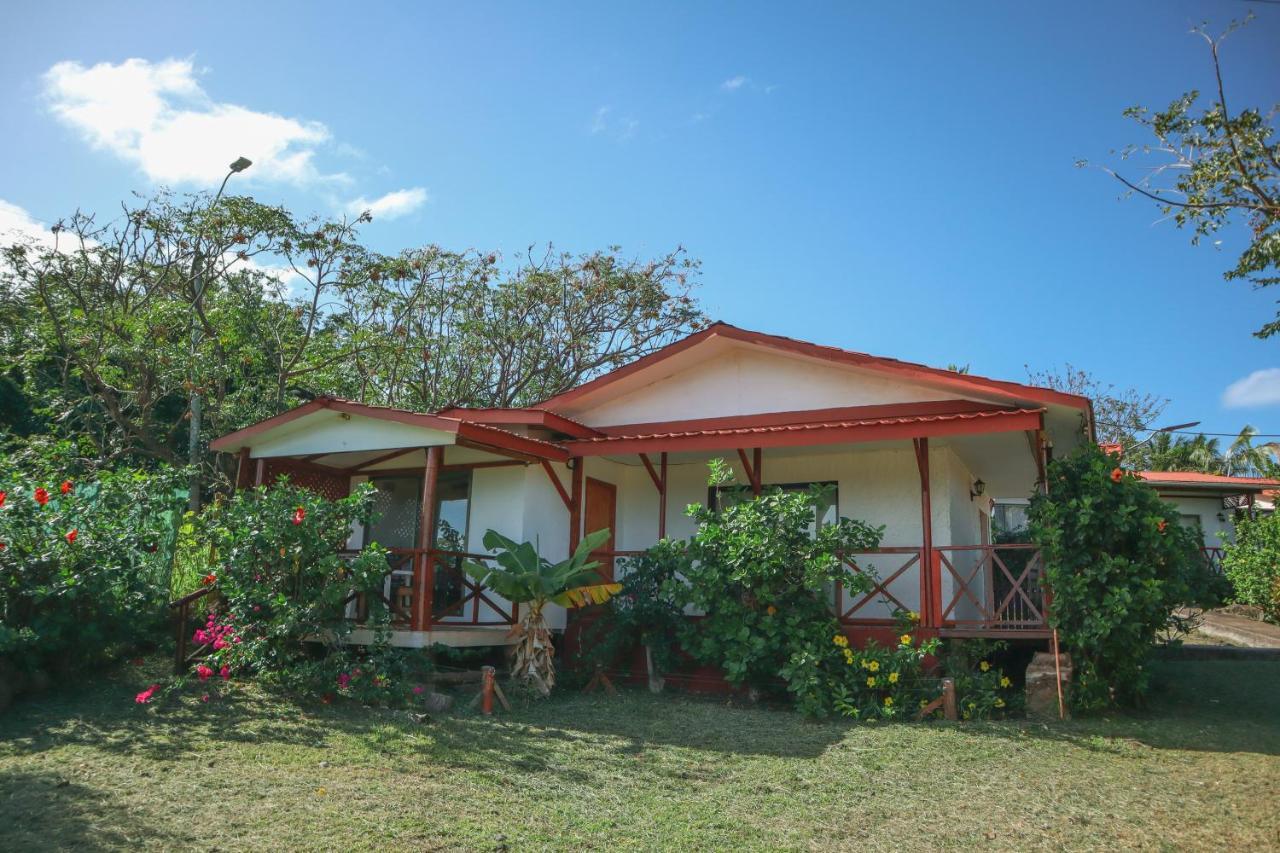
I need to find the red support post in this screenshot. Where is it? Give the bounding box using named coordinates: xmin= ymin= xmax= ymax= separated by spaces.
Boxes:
xmin=414 ymin=445 xmax=442 ymax=631
xmin=234 ymin=448 xmax=252 ymax=492
xmin=914 ymin=437 xmax=937 ymax=629
xmin=658 ymin=452 xmax=668 ymax=540
xmin=253 ymin=458 xmax=265 ymax=487
xmin=753 ymin=447 xmax=763 ymax=496
xmin=569 ymin=457 xmax=584 ymax=553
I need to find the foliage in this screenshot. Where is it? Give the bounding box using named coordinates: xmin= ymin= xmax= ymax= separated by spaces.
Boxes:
xmin=1221 ymin=511 xmax=1280 ymax=624
xmin=1090 ymin=16 xmax=1280 ymax=338
xmin=1134 ymin=425 xmax=1279 ymax=478
xmin=0 ymin=189 xmax=705 ymax=496
xmin=190 ymin=480 xmax=393 ymax=696
xmin=937 ymin=639 xmax=1022 ymax=720
xmin=1024 ymin=364 xmax=1166 ymax=446
xmin=825 ymin=621 xmax=941 ymax=721
xmin=0 ymin=464 xmax=186 ymax=675
xmin=464 ymin=528 xmax=618 ymax=694
xmin=1028 ymin=446 xmax=1213 ymax=710
xmin=580 ymin=540 xmax=690 ymax=682
xmin=675 ymin=464 xmax=883 ymax=713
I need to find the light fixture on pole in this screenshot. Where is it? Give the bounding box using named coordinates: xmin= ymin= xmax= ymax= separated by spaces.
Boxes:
xmin=1124 ymin=421 xmax=1202 ymax=452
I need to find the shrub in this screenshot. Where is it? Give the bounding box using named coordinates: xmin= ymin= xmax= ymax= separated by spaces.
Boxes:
xmin=0 ymin=466 xmax=186 ymax=676
xmin=190 ymin=479 xmax=395 ymax=697
xmin=1029 ymin=446 xmax=1211 ymax=710
xmin=676 ymin=467 xmax=882 ymax=714
xmin=1222 ymin=511 xmax=1280 ymax=623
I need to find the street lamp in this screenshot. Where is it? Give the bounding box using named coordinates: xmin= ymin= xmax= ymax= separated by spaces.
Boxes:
xmin=1124 ymin=421 xmax=1202 ymax=452
xmin=188 ymin=156 xmax=253 ymax=511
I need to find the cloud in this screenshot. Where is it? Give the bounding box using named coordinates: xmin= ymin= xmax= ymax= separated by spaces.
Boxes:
xmin=43 ymin=58 xmax=341 ymax=187
xmin=1223 ymin=368 xmax=1280 ymax=408
xmin=0 ymin=199 xmax=61 ymax=249
xmin=590 ymin=106 xmax=611 ymax=135
xmin=345 ymin=187 xmax=428 ymax=221
xmin=721 ymin=75 xmax=748 ymax=91
xmin=587 ymin=106 xmax=639 ymax=141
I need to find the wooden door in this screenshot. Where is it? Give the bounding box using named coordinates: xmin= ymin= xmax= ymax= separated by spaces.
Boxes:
xmin=584 ymin=477 xmax=617 ymax=581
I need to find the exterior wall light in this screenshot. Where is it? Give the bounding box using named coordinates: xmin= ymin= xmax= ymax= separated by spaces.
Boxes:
xmin=970 ymin=479 xmax=986 ymax=501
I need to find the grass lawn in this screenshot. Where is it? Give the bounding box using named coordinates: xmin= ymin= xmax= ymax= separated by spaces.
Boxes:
xmin=0 ymin=658 xmax=1277 ymax=851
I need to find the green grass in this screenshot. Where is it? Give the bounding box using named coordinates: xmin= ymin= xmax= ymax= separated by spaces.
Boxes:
xmin=0 ymin=659 xmax=1277 ymax=851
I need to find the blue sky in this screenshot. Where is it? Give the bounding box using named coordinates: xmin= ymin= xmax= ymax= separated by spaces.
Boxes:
xmin=2 ymin=1 xmax=1277 ymax=437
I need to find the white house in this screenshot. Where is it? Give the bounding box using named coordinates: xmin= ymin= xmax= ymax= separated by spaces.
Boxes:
xmin=209 ymin=323 xmax=1094 ymax=649
xmin=1136 ymin=471 xmax=1277 ymax=572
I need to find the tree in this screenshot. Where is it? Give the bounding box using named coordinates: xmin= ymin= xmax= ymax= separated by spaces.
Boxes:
xmin=463 ymin=528 xmax=619 ymax=695
xmin=1025 ymin=364 xmax=1167 ymax=446
xmin=1089 ymin=16 xmax=1280 ymax=338
xmin=1136 ymin=431 xmax=1222 ymax=473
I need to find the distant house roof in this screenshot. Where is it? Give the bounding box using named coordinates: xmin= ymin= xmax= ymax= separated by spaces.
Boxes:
xmin=1138 ymin=471 xmax=1279 ymax=494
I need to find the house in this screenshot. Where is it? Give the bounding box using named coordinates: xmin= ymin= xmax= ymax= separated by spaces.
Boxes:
xmin=209 ymin=322 xmax=1094 ymax=649
xmin=1136 ymin=471 xmax=1277 ymax=572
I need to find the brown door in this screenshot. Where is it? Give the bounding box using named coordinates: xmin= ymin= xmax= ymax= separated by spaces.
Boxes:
xmin=584 ymin=477 xmax=617 ymax=581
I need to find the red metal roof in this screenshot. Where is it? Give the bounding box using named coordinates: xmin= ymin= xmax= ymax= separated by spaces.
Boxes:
xmin=564 ymin=406 xmax=1044 ymax=456
xmin=1139 ymin=471 xmax=1279 ymax=491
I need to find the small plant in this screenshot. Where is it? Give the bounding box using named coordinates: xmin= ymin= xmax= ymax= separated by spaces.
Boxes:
xmin=464 ymin=528 xmax=619 ymax=695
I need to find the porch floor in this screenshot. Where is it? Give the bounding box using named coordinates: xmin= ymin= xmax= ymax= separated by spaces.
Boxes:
xmin=344 ymin=626 xmax=518 ymax=648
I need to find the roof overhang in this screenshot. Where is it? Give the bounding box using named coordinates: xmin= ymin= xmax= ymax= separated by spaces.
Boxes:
xmin=434 ymin=407 xmax=603 ymax=439
xmin=209 ymin=397 xmax=569 ymax=463
xmin=1139 ymin=472 xmax=1278 ymax=495
xmin=563 ymin=405 xmax=1045 ymax=457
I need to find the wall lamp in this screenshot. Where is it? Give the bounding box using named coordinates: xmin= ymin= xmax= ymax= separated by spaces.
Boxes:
xmin=970 ymin=479 xmax=986 ymax=501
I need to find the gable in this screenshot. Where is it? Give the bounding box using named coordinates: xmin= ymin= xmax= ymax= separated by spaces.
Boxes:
xmin=559 ymin=341 xmax=1000 ymax=427
xmin=249 ymin=410 xmax=456 ymax=457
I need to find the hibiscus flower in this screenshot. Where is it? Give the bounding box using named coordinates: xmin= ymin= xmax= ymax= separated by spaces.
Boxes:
xmin=60 ymin=480 xmax=73 ymax=495
xmin=196 ymin=665 xmax=214 ymax=681
xmin=34 ymin=487 xmax=50 ymax=506
xmin=292 ymin=506 xmax=306 ymax=526
xmin=135 ymin=684 xmax=160 ymax=704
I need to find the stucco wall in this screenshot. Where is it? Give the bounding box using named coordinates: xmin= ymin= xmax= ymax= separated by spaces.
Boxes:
xmin=1158 ymin=494 xmax=1235 ymax=547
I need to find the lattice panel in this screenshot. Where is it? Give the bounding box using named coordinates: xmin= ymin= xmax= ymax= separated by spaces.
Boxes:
xmin=262 ymin=460 xmax=350 ymax=501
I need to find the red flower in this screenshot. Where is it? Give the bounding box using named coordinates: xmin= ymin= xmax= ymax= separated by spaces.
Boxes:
xmin=0 ymin=490 xmax=7 ymax=508
xmin=0 ymin=542 xmax=5 ymax=550
xmin=34 ymin=487 xmax=50 ymax=506
xmin=292 ymin=506 xmax=306 ymax=526
xmin=1110 ymin=467 xmax=1123 ymax=483
xmin=219 ymin=665 xmax=231 ymax=680
xmin=65 ymin=529 xmax=78 ymax=545
xmin=135 ymin=684 xmax=160 ymax=704
xmin=60 ymin=480 xmax=72 ymax=495
xmin=196 ymin=665 xmax=214 ymax=681
xmin=201 ymin=573 xmax=217 ymax=586
xmin=1157 ymin=519 xmax=1168 ymax=533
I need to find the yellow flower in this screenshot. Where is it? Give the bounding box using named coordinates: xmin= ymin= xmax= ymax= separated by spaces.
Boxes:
xmin=843 ymin=648 xmax=855 ymax=665
xmin=766 ymin=605 xmax=777 ymax=616
xmin=899 ymin=634 xmax=912 ymax=646
xmin=832 ymin=634 xmax=849 ymax=648
xmin=866 ymin=676 xmax=877 ymax=687
xmin=995 ymin=698 xmax=1006 ymax=708
xmin=888 ymin=672 xmax=899 ymax=684
xmin=979 ymin=661 xmax=991 ymax=672
xmin=868 ymin=660 xmax=880 ymax=672
xmin=1000 ymin=676 xmax=1012 ymax=688
xmin=907 ymin=611 xmax=919 ymax=622
xmin=883 ymin=696 xmax=893 ymax=707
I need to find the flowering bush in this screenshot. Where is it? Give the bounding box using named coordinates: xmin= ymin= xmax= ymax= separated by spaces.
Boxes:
xmin=0 ymin=464 xmax=186 ymax=676
xmin=827 ymin=620 xmax=941 ymax=720
xmin=675 ymin=465 xmax=883 ymax=714
xmin=1221 ymin=511 xmax=1280 ymax=624
xmin=189 ymin=480 xmax=393 ymax=696
xmin=938 ymin=639 xmax=1020 ymax=720
xmin=1029 ymin=446 xmax=1213 ymax=710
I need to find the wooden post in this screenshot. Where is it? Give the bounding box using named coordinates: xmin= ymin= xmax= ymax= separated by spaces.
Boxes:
xmin=413 ymin=445 xmax=442 ymax=631
xmin=569 ymin=457 xmax=584 ymax=553
xmin=481 ymin=665 xmax=495 ymax=716
xmin=658 ymin=452 xmax=668 ymax=540
xmin=234 ymin=448 xmax=252 ymax=492
xmin=914 ymin=438 xmax=936 ymax=628
xmin=942 ymin=677 xmax=957 ymax=721
xmin=752 ymin=447 xmax=762 ymax=496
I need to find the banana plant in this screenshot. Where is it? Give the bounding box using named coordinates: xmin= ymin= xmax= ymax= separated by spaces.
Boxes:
xmin=464 ymin=527 xmax=618 ymax=694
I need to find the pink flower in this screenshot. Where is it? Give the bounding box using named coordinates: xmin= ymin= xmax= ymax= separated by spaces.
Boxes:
xmin=192 ymin=630 xmax=209 ymax=645
xmin=196 ymin=665 xmax=214 ymax=681
xmin=337 ymin=672 xmax=351 ymax=689
xmin=201 ymin=694 xmax=210 ymax=703
xmin=213 ymin=638 xmax=227 ymax=650
xmin=412 ymin=685 xmax=425 ymax=695
xmin=252 ymin=605 xmax=261 ymax=612
xmin=219 ymin=665 xmax=230 ymax=680
xmin=135 ymin=684 xmax=160 ymax=704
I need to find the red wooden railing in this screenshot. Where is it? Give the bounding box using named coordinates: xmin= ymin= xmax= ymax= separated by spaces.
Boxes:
xmin=835 ymin=547 xmax=925 ymax=626
xmin=1201 ymin=546 xmax=1225 ymax=574
xmin=340 ymin=547 xmax=518 ymax=630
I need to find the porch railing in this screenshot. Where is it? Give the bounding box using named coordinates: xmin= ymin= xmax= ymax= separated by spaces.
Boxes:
xmin=1202 ymin=546 xmax=1225 ymax=575
xmin=835 ymin=547 xmax=925 ymax=625
xmin=936 ymin=544 xmax=1046 ymax=633
xmin=342 ymin=547 xmax=518 ymax=631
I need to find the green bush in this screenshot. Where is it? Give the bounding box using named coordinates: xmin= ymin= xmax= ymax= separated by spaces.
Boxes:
xmin=582 ymin=540 xmax=689 ymax=681
xmin=1029 ymin=447 xmax=1211 ymax=710
xmin=188 ymin=479 xmax=396 ymax=698
xmin=675 ymin=466 xmax=883 ymax=715
xmin=0 ymin=465 xmax=187 ymax=675
xmin=1222 ymin=511 xmax=1280 ymax=623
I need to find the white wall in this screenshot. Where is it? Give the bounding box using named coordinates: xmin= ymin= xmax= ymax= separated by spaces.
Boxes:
xmin=1159 ymin=494 xmax=1235 ymax=547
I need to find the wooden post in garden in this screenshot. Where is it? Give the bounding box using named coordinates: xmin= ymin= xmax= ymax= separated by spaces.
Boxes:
xmin=481 ymin=665 xmax=495 ymax=716
xmin=942 ymin=678 xmax=957 ymax=721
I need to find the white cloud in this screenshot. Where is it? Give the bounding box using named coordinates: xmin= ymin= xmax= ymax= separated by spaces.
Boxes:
xmin=0 ymin=199 xmax=61 ymax=249
xmin=721 ymin=75 xmax=748 ymax=91
xmin=43 ymin=58 xmax=340 ymax=187
xmin=590 ymin=106 xmax=611 ymax=134
xmin=345 ymin=187 xmax=428 ymax=221
xmin=1223 ymin=368 xmax=1280 ymax=408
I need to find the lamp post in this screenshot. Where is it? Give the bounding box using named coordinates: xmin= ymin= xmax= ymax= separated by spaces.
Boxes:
xmin=188 ymin=156 xmax=252 ymax=512
xmin=1123 ymin=420 xmax=1202 ymax=453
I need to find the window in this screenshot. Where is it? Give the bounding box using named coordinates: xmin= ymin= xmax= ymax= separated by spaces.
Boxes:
xmin=992 ymin=501 xmax=1030 ymax=537
xmin=363 ymin=471 xmax=473 ymax=551
xmin=708 ymin=481 xmax=838 ymax=535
